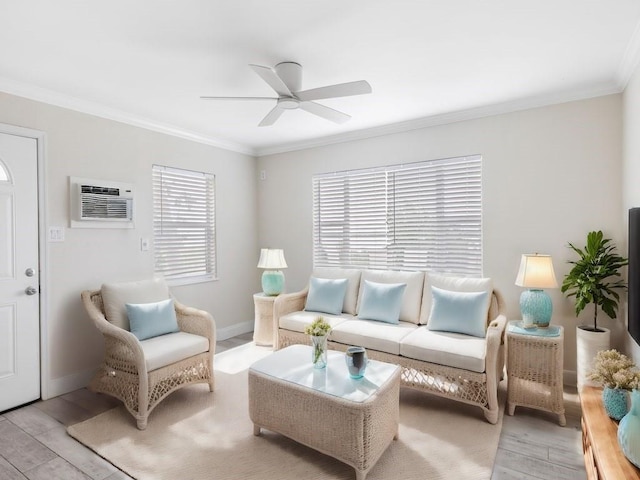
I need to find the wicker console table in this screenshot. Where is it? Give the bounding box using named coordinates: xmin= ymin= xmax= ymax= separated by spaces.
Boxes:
xmin=506 ymin=321 xmax=565 ymax=426
xmin=249 ymin=345 xmax=401 ymax=480
xmin=581 ymin=386 xmax=640 ymax=479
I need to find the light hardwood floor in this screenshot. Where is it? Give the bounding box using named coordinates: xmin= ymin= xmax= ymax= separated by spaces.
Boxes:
xmin=0 ymin=332 xmax=586 ymax=480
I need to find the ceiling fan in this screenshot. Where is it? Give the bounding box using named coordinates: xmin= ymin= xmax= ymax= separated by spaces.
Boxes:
xmin=201 ymin=62 xmax=372 ymax=126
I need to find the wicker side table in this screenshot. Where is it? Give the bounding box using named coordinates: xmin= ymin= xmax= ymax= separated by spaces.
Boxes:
xmin=506 ymin=321 xmax=566 ymax=426
xmin=253 ymin=293 xmax=276 ymax=347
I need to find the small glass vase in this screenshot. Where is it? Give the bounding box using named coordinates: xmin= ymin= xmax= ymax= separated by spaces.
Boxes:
xmin=310 ymin=335 xmax=328 ymax=369
xmin=345 ymin=346 xmax=368 ymax=379
xmin=602 ymin=386 xmax=630 ymax=421
xmin=618 ymin=389 xmax=640 ymax=468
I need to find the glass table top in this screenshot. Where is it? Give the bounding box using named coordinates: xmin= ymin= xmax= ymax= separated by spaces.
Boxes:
xmin=249 ymin=344 xmax=400 ymax=403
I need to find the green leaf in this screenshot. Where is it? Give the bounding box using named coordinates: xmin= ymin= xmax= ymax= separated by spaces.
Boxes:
xmin=562 ymin=230 xmax=627 ymax=328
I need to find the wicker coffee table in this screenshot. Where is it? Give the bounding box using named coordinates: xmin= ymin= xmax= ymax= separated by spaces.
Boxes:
xmin=248 ymin=345 xmax=401 ymax=480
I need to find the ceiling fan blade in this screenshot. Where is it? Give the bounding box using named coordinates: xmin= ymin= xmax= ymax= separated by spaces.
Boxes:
xmin=200 ymin=96 xmax=277 ymax=101
xmin=250 ymin=64 xmax=292 ymax=97
xmin=299 ymin=101 xmax=351 ymax=124
xmin=259 ymin=105 xmax=285 ymax=127
xmin=295 ymin=80 xmax=372 ymax=102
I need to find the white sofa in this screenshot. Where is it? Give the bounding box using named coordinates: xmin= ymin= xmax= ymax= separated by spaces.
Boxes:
xmin=273 ymin=268 xmax=507 ymax=424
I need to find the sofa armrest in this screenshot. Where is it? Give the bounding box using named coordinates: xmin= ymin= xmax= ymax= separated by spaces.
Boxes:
xmin=174 ymin=300 xmax=216 ymax=350
xmin=273 ymin=288 xmax=309 ymax=349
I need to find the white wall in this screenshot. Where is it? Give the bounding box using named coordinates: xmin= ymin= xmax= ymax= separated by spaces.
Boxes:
xmin=258 ymin=95 xmax=623 ymax=374
xmin=0 ymin=92 xmax=259 ymax=397
xmin=623 ymin=61 xmax=640 ymax=361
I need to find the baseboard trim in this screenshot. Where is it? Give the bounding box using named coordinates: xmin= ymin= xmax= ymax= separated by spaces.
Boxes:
xmin=217 ymin=321 xmax=254 ymax=341
xmin=45 ymin=368 xmax=97 ymax=400
xmin=564 ymin=370 xmax=577 ymax=388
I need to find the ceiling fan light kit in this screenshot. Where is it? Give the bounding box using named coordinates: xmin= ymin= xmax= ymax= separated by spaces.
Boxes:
xmin=201 ymin=61 xmax=372 ymax=126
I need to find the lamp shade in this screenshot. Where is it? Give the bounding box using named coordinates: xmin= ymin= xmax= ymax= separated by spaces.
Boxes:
xmin=515 ymin=254 xmax=558 ymax=289
xmin=257 ymin=249 xmax=288 ymax=270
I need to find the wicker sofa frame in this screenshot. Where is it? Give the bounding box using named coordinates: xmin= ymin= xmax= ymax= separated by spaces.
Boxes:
xmin=81 ymin=290 xmax=216 ymax=430
xmin=274 ymin=287 xmax=506 ymax=424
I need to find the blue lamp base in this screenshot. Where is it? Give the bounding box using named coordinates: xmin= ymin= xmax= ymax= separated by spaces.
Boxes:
xmin=262 ymin=270 xmax=284 ymax=296
xmin=520 ymin=289 xmax=553 ymax=328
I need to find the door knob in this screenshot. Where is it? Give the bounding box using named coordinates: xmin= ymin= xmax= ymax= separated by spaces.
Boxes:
xmin=25 ymin=268 xmax=35 ymax=277
xmin=25 ymin=286 xmax=38 ymax=296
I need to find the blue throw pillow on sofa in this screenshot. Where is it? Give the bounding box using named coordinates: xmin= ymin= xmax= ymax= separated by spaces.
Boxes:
xmin=427 ymin=286 xmax=490 ymax=338
xmin=126 ymin=298 xmax=180 ymax=341
xmin=357 ymin=280 xmax=407 ymax=324
xmin=305 ymin=277 xmax=349 ymax=315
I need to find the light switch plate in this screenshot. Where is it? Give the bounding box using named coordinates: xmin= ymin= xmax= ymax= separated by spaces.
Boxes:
xmin=48 ymin=226 xmax=65 ymax=242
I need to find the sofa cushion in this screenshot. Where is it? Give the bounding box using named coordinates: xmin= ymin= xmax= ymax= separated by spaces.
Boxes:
xmin=400 ymin=327 xmax=486 ymax=373
xmin=420 ymin=273 xmax=493 ymax=325
xmin=331 ymin=319 xmax=417 ymax=355
xmin=357 ymin=280 xmax=406 ymax=324
xmin=126 ymin=298 xmax=180 ymax=341
xmin=279 ymin=310 xmax=350 ymax=334
xmin=102 ymin=277 xmax=170 ymax=331
xmin=357 ymin=269 xmax=425 ymax=324
xmin=305 ymin=277 xmax=349 ymax=315
xmin=140 ymin=331 xmax=209 ymax=372
xmin=427 ymin=286 xmax=491 ymax=338
xmin=312 ymin=267 xmax=362 ymax=315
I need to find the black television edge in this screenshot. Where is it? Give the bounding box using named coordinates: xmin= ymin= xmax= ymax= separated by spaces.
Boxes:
xmin=629 ymin=208 xmax=640 ymax=344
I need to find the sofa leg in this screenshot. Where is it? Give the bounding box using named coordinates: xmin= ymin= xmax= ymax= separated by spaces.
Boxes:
xmin=484 ymin=408 xmax=499 ymax=425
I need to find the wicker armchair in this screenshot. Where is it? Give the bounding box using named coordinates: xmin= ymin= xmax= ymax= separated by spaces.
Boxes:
xmin=81 ymin=286 xmax=215 ymax=430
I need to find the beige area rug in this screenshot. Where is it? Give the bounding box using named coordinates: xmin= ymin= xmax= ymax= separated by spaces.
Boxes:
xmin=68 ymin=344 xmax=505 ymax=480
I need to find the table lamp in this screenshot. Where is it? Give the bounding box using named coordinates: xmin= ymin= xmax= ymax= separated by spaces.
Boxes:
xmin=515 ymin=253 xmax=558 ymax=328
xmin=257 ymin=248 xmax=287 ymax=295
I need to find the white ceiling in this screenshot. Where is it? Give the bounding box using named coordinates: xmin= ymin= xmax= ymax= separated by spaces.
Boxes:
xmin=2 ymin=1 xmax=640 ymax=156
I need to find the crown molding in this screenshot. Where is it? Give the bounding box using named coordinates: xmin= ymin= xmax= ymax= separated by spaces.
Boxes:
xmin=0 ymin=77 xmax=256 ymax=156
xmin=617 ymin=18 xmax=640 ymax=90
xmin=255 ymin=82 xmax=622 ymax=156
xmin=0 ymin=75 xmax=625 ymax=160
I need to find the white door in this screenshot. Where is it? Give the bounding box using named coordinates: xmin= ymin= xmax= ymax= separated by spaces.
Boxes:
xmin=0 ymin=132 xmax=40 ymax=412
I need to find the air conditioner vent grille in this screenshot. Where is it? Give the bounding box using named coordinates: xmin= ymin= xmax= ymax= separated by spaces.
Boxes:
xmin=81 ymin=185 xmax=121 ymax=196
xmin=80 ymin=193 xmax=131 ymax=220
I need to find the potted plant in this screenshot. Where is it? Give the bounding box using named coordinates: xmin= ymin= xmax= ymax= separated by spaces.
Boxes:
xmin=561 ymin=230 xmax=628 ymax=389
xmin=589 ymin=349 xmax=640 ymax=420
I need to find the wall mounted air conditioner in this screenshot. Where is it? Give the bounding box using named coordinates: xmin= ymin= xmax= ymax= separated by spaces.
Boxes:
xmin=70 ymin=177 xmax=135 ymax=228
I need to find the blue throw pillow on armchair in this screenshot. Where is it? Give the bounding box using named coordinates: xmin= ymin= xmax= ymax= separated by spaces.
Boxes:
xmin=126 ymin=298 xmax=180 ymax=341
xmin=357 ymin=280 xmax=407 ymax=324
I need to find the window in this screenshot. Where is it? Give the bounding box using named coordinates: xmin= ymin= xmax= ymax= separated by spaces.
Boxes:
xmin=0 ymin=161 xmax=9 ymax=182
xmin=152 ymin=165 xmax=216 ymax=284
xmin=312 ymin=155 xmax=482 ymax=276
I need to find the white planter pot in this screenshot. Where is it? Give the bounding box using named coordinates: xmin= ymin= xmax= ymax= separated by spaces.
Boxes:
xmin=576 ymin=326 xmax=611 ymax=391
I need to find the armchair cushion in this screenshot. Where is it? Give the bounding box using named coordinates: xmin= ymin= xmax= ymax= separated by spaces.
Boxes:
xmin=141 ymin=332 xmax=209 ymax=372
xmin=126 ymin=298 xmax=179 ymax=341
xmin=102 ymin=278 xmax=170 ymax=331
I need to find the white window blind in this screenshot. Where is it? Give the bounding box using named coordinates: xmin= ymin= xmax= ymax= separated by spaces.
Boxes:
xmin=152 ymin=165 xmax=216 ymax=283
xmin=312 ymin=155 xmax=482 ymax=276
